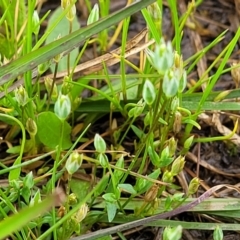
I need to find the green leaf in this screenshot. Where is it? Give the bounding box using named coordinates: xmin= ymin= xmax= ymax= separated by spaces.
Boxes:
xmin=70 ymin=178 xmax=90 ymax=201
xmin=102 ymin=193 xmax=117 ymax=203
xmin=36 ymin=111 xmax=72 ymax=149
xmin=106 ymin=202 xmax=117 ymax=222
xmin=118 ymin=183 xmax=136 ymax=195
xmin=45 ymin=6 xmax=80 ymax=72
xmin=8 ymin=156 xmax=21 ymax=181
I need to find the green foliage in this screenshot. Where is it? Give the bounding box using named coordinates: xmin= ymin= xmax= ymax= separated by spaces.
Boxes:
xmin=36 ymin=111 xmax=72 ymax=149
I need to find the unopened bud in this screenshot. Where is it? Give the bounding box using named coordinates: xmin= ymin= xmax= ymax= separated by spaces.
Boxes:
xmin=173 ymin=111 xmax=182 ymax=134
xmin=44 ymin=77 xmax=58 ymax=101
xmin=65 ymin=151 xmax=83 ymax=175
xmin=183 ymin=135 xmax=194 ymax=150
xmin=231 ymin=62 xmax=240 ymax=88
xmin=187 ymin=177 xmax=200 ymax=196
xmin=68 ymin=193 xmax=77 ymax=205
xmin=26 ymin=118 xmax=37 ymax=136
xmin=61 ymin=0 xmax=76 ymax=22
xmin=32 ymin=10 xmax=40 ymax=35
xmin=171 ymin=156 xmax=185 ymax=176
xmin=73 ymin=203 xmax=88 ymax=222
xmin=14 ymin=86 xmax=29 ymax=106
xmin=162 ymin=170 xmax=173 ymax=183
xmin=147 ymin=2 xmax=162 ymax=25
xmin=168 ymin=137 xmax=177 ymax=157
xmin=61 ymin=76 xmax=73 ymax=95
xmin=87 ymin=4 xmax=99 ymax=25
xmin=144 ymin=184 xmax=159 ymax=202
xmin=54 ymin=93 xmax=71 ymax=120
xmin=142 ymin=79 xmax=156 ymax=105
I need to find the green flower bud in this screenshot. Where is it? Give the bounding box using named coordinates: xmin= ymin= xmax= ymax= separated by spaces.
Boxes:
xmin=61 ymin=0 xmax=76 ymax=22
xmin=144 ymin=184 xmax=159 ymax=202
xmin=145 ymin=38 xmax=174 ymax=75
xmin=147 ymin=2 xmax=162 ymax=25
xmin=171 ymin=156 xmax=185 ymax=176
xmin=94 ymin=134 xmax=106 ymax=153
xmin=54 ymin=93 xmax=71 ymax=120
xmin=14 ymin=86 xmax=29 ymax=106
xmin=87 ymin=4 xmax=99 ymax=25
xmin=98 ymin=153 xmax=108 ymax=168
xmin=214 ymin=90 xmax=231 ymax=102
xmin=173 ymin=111 xmax=182 ymax=134
xmin=53 ymin=35 xmax=63 ymax=63
xmin=72 ymin=97 xmax=81 ymax=111
xmin=168 ymin=137 xmax=177 ymax=157
xmin=170 ymin=96 xmax=179 ymax=113
xmin=44 ymin=77 xmax=58 ymax=101
xmin=163 ymin=226 xmax=182 ymax=240
xmin=73 ymin=203 xmax=88 ymax=222
xmin=38 ymin=61 xmax=50 ymax=75
xmin=213 ymin=226 xmax=223 ymax=240
xmin=26 ymin=118 xmax=37 ymax=136
xmin=142 ymin=79 xmax=156 ymax=106
xmin=61 ymin=76 xmax=73 ymax=95
xmin=32 ymin=10 xmax=40 ymax=35
xmin=231 ymin=62 xmax=240 ymax=87
xmin=162 ymin=69 xmax=179 ymax=98
xmin=65 ymin=151 xmax=83 ymax=175
xmin=187 ymin=177 xmax=200 ymax=196
xmin=68 ymin=193 xmax=77 ymax=205
xmin=144 ymin=112 xmax=151 ymax=127
xmin=183 ymin=135 xmax=194 ymax=150
xmin=162 ymin=170 xmax=173 ymax=183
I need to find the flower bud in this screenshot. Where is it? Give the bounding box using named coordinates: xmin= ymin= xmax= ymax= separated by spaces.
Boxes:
xmin=144 ymin=112 xmax=151 ymax=127
xmin=65 ymin=151 xmax=83 ymax=175
xmin=14 ymin=86 xmax=29 ymax=106
xmin=147 ymin=2 xmax=162 ymax=27
xmin=73 ymin=203 xmax=88 ymax=222
xmin=54 ymin=93 xmax=71 ymax=120
xmin=61 ymin=76 xmax=73 ymax=95
xmin=168 ymin=137 xmax=177 ymax=157
xmin=163 ymin=226 xmax=182 ymax=240
xmin=61 ymin=0 xmax=76 ymax=22
xmin=231 ymin=62 xmax=240 ymax=88
xmin=162 ymin=69 xmax=179 ymax=98
xmin=171 ymin=96 xmax=179 ymax=113
xmin=68 ymin=193 xmax=77 ymax=205
xmin=38 ymin=61 xmax=50 ymax=75
xmin=142 ymin=79 xmax=156 ymax=105
xmin=53 ymin=35 xmax=63 ymax=63
xmin=145 ymin=38 xmax=174 ymax=75
xmin=32 ymin=10 xmax=40 ymax=35
xmin=214 ymin=90 xmax=231 ymax=102
xmin=87 ymin=4 xmax=99 ymax=25
xmin=26 ymin=118 xmax=37 ymax=136
xmin=57 ymin=205 xmax=65 ymax=218
xmin=173 ymin=111 xmax=182 ymax=134
xmin=44 ymin=77 xmax=58 ymax=101
xmin=98 ymin=153 xmax=108 ymax=168
xmin=183 ymin=135 xmax=194 ymax=150
xmin=171 ymin=156 xmax=185 ymax=176
xmin=144 ymin=184 xmax=159 ymax=202
xmin=187 ymin=177 xmax=200 ymax=196
xmin=72 ymin=97 xmax=81 ymax=111
xmin=162 ymin=170 xmax=173 ymax=183
xmin=94 ymin=134 xmax=106 ymax=153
